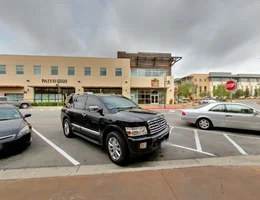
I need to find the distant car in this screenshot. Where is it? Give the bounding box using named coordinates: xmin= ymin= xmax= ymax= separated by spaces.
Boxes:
xmin=0 ymin=104 xmax=32 ymax=150
xmin=198 ymin=98 xmax=217 ymax=105
xmin=181 ymin=102 xmax=260 ymax=131
xmin=0 ymin=96 xmax=31 ymax=109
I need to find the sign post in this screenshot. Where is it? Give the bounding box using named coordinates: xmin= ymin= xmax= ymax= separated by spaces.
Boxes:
xmin=225 ymin=80 xmax=237 ymax=102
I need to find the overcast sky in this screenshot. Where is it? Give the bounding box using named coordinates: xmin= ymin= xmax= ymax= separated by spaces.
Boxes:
xmin=0 ymin=0 xmax=260 ymax=77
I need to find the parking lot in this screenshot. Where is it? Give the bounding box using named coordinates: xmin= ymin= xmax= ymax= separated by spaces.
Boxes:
xmin=1 ymin=104 xmax=260 ymax=170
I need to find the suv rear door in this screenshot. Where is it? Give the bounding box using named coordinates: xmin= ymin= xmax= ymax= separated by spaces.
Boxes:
xmin=80 ymin=95 xmax=103 ymax=140
xmin=70 ymin=95 xmax=87 ymax=133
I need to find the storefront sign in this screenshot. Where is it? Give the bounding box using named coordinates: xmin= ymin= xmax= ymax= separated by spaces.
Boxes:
xmin=42 ymin=79 xmax=67 ymax=84
xmin=151 ymin=78 xmax=159 ymax=87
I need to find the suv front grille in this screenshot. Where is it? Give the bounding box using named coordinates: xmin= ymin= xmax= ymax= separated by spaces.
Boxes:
xmin=147 ymin=115 xmax=167 ymax=135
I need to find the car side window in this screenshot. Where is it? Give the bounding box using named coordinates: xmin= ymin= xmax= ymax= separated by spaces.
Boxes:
xmin=0 ymin=97 xmax=7 ymax=101
xmin=74 ymin=96 xmax=87 ymax=110
xmin=226 ymin=104 xmax=254 ymax=114
xmin=86 ymin=96 xmax=101 ymax=109
xmin=210 ymin=105 xmax=226 ymax=112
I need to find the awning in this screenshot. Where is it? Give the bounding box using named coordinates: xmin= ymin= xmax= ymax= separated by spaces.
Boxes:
xmin=27 ymin=85 xmax=75 ymax=88
xmin=82 ymin=86 xmax=122 ymax=88
xmin=0 ymin=85 xmax=24 ymax=88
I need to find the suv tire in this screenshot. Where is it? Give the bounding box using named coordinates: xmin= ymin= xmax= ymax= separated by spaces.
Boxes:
xmin=106 ymin=132 xmax=129 ymax=166
xmin=63 ymin=119 xmax=74 ymax=138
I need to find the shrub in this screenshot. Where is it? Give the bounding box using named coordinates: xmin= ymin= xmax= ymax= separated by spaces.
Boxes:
xmin=32 ymin=102 xmax=64 ymax=106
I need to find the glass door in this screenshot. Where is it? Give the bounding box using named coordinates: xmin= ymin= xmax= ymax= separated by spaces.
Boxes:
xmin=151 ymin=90 xmax=159 ymax=104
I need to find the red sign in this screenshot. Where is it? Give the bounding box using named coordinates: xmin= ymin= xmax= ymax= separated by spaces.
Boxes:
xmin=225 ymin=80 xmax=236 ymax=91
xmin=174 ymin=87 xmax=178 ymax=93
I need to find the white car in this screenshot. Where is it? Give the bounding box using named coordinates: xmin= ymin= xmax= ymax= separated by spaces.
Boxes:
xmin=181 ymin=102 xmax=260 ymax=131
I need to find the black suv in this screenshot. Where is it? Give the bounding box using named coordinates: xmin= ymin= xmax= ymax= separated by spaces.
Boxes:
xmin=61 ymin=93 xmax=170 ymax=165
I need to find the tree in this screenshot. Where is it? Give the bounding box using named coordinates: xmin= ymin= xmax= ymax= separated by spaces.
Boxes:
xmin=177 ymin=83 xmax=193 ymax=98
xmin=244 ymin=88 xmax=250 ymax=98
xmin=199 ymin=91 xmax=207 ymax=98
xmin=234 ymin=89 xmax=244 ymax=99
xmin=213 ymin=84 xmax=230 ymax=99
xmin=254 ymin=89 xmax=258 ymax=98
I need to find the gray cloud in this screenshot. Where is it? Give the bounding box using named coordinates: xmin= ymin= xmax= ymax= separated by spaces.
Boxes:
xmin=0 ymin=0 xmax=260 ymax=76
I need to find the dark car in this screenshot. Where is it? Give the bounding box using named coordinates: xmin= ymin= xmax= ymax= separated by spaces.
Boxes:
xmin=61 ymin=93 xmax=170 ymax=166
xmin=0 ymin=104 xmax=32 ymax=150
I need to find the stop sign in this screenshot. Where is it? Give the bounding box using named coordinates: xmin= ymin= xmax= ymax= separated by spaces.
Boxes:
xmin=225 ymin=80 xmax=237 ymax=91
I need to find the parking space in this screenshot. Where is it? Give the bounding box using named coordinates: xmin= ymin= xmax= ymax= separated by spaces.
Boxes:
xmin=1 ymin=107 xmax=260 ymax=170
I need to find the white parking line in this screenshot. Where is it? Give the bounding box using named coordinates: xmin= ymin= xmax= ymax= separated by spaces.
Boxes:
xmin=223 ymin=134 xmax=248 ymax=155
xmin=170 ymin=126 xmax=174 ymax=134
xmin=165 ymin=142 xmax=216 ymax=157
xmin=32 ymin=128 xmax=80 ymax=166
xmin=172 ymin=125 xmax=260 ymax=141
xmin=194 ymin=130 xmax=202 ymax=152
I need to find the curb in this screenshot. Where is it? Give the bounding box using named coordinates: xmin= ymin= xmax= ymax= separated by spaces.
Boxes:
xmin=1 ymin=155 xmax=260 ymax=181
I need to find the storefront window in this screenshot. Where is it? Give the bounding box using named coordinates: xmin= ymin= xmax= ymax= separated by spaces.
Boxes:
xmin=136 ymin=89 xmax=164 ymax=104
xmin=34 ymin=87 xmax=75 ymax=102
xmin=84 ymin=88 xmax=122 ymax=95
xmin=130 ymin=68 xmax=166 ymax=77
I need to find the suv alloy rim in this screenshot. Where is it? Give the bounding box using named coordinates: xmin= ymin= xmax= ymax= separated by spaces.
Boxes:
xmin=64 ymin=121 xmax=70 ymax=135
xmin=108 ymin=137 xmax=121 ymax=161
xmin=199 ymin=119 xmax=210 ymax=129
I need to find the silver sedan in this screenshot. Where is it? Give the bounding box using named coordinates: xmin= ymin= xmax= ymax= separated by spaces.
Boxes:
xmin=181 ymin=102 xmax=260 ymax=131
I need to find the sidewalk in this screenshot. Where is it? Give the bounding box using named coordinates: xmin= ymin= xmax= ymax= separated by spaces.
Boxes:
xmin=1 ymin=166 xmax=260 ymax=200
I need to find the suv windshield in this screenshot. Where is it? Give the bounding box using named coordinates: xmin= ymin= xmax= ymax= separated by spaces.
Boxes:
xmin=0 ymin=108 xmax=22 ymax=121
xmin=99 ymin=96 xmax=139 ymax=110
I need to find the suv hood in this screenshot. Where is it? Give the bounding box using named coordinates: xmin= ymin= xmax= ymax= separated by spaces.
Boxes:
xmin=0 ymin=119 xmax=24 ymax=137
xmin=112 ymin=108 xmax=162 ymax=122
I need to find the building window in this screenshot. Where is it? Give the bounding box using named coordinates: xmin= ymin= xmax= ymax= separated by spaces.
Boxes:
xmin=199 ymin=86 xmax=202 ymax=93
xmin=194 ymin=78 xmax=197 ymax=82
xmin=240 ymin=78 xmax=248 ymax=82
xmin=68 ymin=66 xmax=75 ymax=76
xmin=16 ymin=65 xmax=24 ymax=75
xmin=100 ymin=68 xmax=107 ymax=76
xmin=84 ymin=88 xmax=122 ymax=95
xmin=0 ymin=65 xmax=6 ymax=74
xmin=204 ymin=86 xmax=207 ymax=92
xmin=84 ymin=67 xmax=91 ymax=76
xmin=115 ymin=68 xmax=122 ymax=76
xmin=130 ymin=68 xmax=166 ymax=77
xmin=51 ymin=66 xmax=58 ymax=75
xmin=204 ymin=78 xmax=207 ymax=82
xmin=199 ymin=78 xmax=202 ymax=82
xmin=34 ymin=66 xmax=41 ymax=75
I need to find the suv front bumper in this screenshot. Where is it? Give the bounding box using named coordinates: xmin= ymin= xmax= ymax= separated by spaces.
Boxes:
xmin=127 ymin=125 xmax=170 ymax=156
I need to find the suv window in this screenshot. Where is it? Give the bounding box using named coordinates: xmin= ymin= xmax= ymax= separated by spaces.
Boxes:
xmin=86 ymin=96 xmax=101 ymax=109
xmin=210 ymin=105 xmax=226 ymax=112
xmin=0 ymin=97 xmax=7 ymax=101
xmin=74 ymin=96 xmax=86 ymax=110
xmin=100 ymin=96 xmax=138 ymax=110
xmin=226 ymin=104 xmax=254 ymax=114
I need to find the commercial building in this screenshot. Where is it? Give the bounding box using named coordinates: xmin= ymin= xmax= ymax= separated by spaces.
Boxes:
xmin=209 ymin=72 xmax=260 ymax=97
xmin=0 ymin=51 xmax=182 ymax=107
xmin=176 ymin=72 xmax=260 ymax=99
xmin=175 ymin=74 xmax=210 ymax=100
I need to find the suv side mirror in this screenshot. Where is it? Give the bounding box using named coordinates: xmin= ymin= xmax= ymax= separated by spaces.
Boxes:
xmin=253 ymin=110 xmax=259 ymax=116
xmin=24 ymin=114 xmax=31 ymax=118
xmin=89 ymin=106 xmax=103 ymax=114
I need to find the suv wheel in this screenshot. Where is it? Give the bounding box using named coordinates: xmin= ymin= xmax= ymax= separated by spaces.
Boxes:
xmin=21 ymin=103 xmax=29 ymax=109
xmin=106 ymin=132 xmax=129 ymax=166
xmin=63 ymin=119 xmax=74 ymax=138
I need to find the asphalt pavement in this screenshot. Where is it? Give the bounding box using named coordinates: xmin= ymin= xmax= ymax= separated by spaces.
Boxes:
xmin=1 ymin=100 xmax=260 ymax=170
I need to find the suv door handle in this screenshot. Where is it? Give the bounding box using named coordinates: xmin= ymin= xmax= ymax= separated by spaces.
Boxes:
xmin=225 ymin=115 xmax=232 ymax=117
xmin=82 ymin=113 xmax=87 ymax=117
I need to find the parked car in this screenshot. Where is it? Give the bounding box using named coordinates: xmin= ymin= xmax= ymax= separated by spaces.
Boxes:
xmin=198 ymin=97 xmax=217 ymax=105
xmin=181 ymin=102 xmax=260 ymax=131
xmin=0 ymin=104 xmax=32 ymax=150
xmin=0 ymin=96 xmax=31 ymax=109
xmin=61 ymin=93 xmax=170 ymax=166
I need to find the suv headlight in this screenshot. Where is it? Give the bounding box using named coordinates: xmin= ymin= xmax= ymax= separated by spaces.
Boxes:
xmin=125 ymin=126 xmax=147 ymax=137
xmin=17 ymin=126 xmax=31 ymax=137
